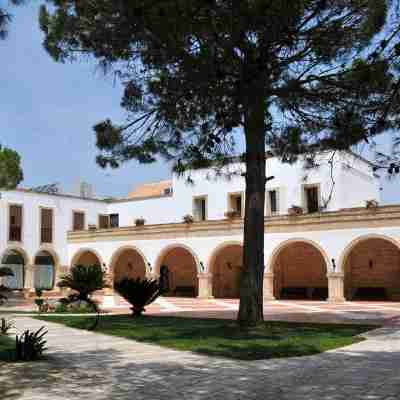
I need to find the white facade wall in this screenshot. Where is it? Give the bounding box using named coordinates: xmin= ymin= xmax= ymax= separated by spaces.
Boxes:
xmin=67 ymin=226 xmax=400 ymax=275
xmin=108 ymin=151 xmax=379 ymax=226
xmin=0 ymin=191 xmax=108 ymax=266
xmin=0 ymin=150 xmax=382 ymax=278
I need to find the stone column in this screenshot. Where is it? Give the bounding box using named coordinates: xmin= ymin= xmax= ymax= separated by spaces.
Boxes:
xmin=146 ymin=271 xmax=159 ymax=281
xmin=263 ymin=272 xmax=276 ymax=300
xmin=327 ymin=272 xmax=346 ymax=303
xmin=53 ymin=265 xmax=67 ymax=293
xmin=197 ymin=273 xmax=213 ymax=299
xmin=22 ymin=265 xmax=34 ymax=298
xmin=100 ymin=272 xmax=115 ymax=308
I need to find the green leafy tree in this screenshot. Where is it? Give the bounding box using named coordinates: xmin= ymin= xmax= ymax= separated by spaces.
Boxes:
xmin=40 ymin=1 xmax=394 ymax=326
xmin=0 ymin=145 xmax=23 ymax=189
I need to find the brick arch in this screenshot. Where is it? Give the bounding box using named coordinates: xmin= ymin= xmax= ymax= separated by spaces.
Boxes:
xmin=110 ymin=246 xmax=148 ymax=283
xmin=154 ymin=244 xmax=200 ymax=297
xmin=208 ymin=242 xmax=243 ymax=299
xmin=71 ymin=248 xmax=105 ymax=268
xmin=267 ymin=238 xmax=331 ymax=272
xmin=340 ymin=235 xmax=400 ymax=301
xmin=34 ymin=247 xmax=60 ymax=268
xmin=339 ymin=234 xmax=400 ymax=273
xmin=1 ymin=246 xmax=30 ymax=266
xmin=1 ymin=247 xmax=29 ymax=290
xmin=269 ymin=239 xmax=329 ymax=300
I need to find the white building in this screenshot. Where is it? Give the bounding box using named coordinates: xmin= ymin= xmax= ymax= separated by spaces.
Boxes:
xmin=2 ymin=150 xmax=400 ymax=304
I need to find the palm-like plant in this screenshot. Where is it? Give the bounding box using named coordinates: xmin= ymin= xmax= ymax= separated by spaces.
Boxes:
xmin=58 ymin=265 xmax=108 ymax=302
xmin=114 ymin=278 xmax=160 ymax=317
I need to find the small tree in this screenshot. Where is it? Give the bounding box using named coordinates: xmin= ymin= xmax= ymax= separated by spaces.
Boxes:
xmin=58 ymin=264 xmax=108 ymax=302
xmin=114 ymin=278 xmax=160 ymax=317
xmin=0 ymin=145 xmax=23 ymax=190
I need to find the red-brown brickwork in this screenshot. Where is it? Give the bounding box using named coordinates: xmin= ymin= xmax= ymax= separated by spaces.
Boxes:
xmin=160 ymin=247 xmax=198 ymax=296
xmin=212 ymin=245 xmax=243 ymax=298
xmin=114 ymin=249 xmax=146 ymax=283
xmin=273 ymin=242 xmax=328 ymax=298
xmin=344 ymin=238 xmax=400 ymax=300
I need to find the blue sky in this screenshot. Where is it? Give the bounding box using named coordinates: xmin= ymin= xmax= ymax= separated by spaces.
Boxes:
xmin=0 ymin=2 xmax=398 ymax=203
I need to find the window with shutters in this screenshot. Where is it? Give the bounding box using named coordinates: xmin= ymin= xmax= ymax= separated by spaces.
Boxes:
xmin=267 ymin=189 xmax=280 ymax=215
xmin=98 ymin=214 xmax=110 ymax=229
xmin=193 ymin=196 xmax=207 ymax=221
xmin=73 ymin=211 xmax=85 ymax=231
xmin=228 ymin=192 xmax=244 ymax=217
xmin=40 ymin=208 xmax=53 ymax=244
xmin=9 ymin=204 xmax=22 ymax=242
xmin=110 ymin=213 xmax=119 ymax=228
xmin=303 ymin=185 xmax=320 ymax=213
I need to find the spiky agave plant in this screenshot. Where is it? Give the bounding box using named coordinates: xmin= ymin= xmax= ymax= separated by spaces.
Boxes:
xmin=114 ymin=278 xmax=160 ymax=317
xmin=15 ymin=326 xmax=48 ymax=361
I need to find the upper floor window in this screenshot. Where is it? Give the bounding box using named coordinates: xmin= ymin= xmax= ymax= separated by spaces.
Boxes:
xmin=228 ymin=193 xmax=244 ymax=217
xmin=98 ymin=213 xmax=119 ymax=229
xmin=99 ymin=214 xmax=110 ymax=229
xmin=110 ymin=213 xmax=119 ymax=228
xmin=40 ymin=208 xmax=53 ymax=244
xmin=73 ymin=211 xmax=85 ymax=231
xmin=304 ymin=185 xmax=320 ymax=213
xmin=9 ymin=204 xmax=22 ymax=242
xmin=267 ymin=189 xmax=279 ymax=216
xmin=193 ymin=196 xmax=207 ymax=221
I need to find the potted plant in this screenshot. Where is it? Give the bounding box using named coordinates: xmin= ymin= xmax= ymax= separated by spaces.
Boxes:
xmin=288 ymin=205 xmax=304 ymax=216
xmin=135 ymin=217 xmax=146 ymax=227
xmin=34 ymin=289 xmax=46 ymax=313
xmin=366 ymin=199 xmax=379 ymax=210
xmin=183 ymin=214 xmax=194 ymax=224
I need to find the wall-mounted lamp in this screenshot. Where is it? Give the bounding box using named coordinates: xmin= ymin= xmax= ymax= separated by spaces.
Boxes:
xmin=331 ymin=258 xmax=336 ymax=272
xmin=200 ymin=261 xmax=205 ymax=273
xmin=148 ymin=262 xmax=153 ymax=273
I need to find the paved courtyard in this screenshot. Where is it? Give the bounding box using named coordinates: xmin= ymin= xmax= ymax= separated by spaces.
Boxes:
xmin=5 ymin=297 xmax=400 ymax=325
xmin=118 ymin=297 xmax=400 ymax=326
xmin=1 ymin=315 xmax=400 ymax=400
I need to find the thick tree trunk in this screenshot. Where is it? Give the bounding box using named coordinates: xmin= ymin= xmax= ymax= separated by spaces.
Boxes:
xmin=238 ymin=95 xmax=266 ymax=327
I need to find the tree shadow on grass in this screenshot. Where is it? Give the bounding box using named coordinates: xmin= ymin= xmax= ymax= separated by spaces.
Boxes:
xmin=1 ymin=332 xmax=400 ymax=400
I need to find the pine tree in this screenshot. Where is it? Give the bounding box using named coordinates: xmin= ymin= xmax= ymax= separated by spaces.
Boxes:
xmin=0 ymin=0 xmax=26 ymax=39
xmin=40 ymin=0 xmax=394 ymax=326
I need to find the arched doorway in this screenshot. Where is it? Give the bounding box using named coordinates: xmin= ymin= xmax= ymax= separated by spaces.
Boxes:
xmin=272 ymin=241 xmax=328 ymax=300
xmin=211 ymin=244 xmax=243 ymax=299
xmin=34 ymin=251 xmax=56 ymax=290
xmin=72 ymin=249 xmax=103 ymax=267
xmin=111 ymin=247 xmax=147 ymax=284
xmin=343 ymin=237 xmax=400 ymax=301
xmin=156 ymin=246 xmax=198 ymax=297
xmin=1 ymin=249 xmax=26 ymax=290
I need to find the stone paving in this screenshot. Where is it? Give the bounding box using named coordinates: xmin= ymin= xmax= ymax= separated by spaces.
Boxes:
xmin=1 ymin=315 xmax=400 ymax=400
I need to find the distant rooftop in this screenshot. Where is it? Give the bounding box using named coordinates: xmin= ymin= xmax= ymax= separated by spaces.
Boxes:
xmin=128 ymin=180 xmax=173 ymax=199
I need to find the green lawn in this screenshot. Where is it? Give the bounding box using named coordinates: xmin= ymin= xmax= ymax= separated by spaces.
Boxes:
xmin=37 ymin=315 xmax=374 ymax=360
xmin=0 ymin=334 xmax=15 ymax=362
